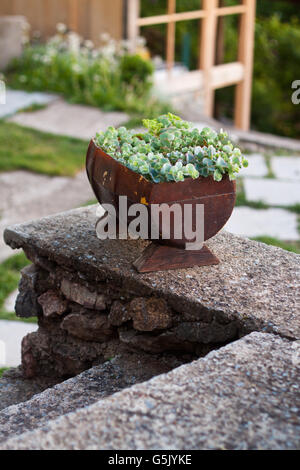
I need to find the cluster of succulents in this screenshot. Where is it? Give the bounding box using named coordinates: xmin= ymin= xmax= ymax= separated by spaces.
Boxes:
xmin=95 ymin=113 xmax=248 ymax=183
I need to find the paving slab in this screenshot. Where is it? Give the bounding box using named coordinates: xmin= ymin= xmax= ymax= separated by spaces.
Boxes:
xmin=0 ymin=89 xmax=57 ymax=118
xmin=272 ymin=156 xmax=300 ymax=181
xmin=1 ymin=332 xmax=299 ymax=450
xmin=0 ymin=352 xmax=183 ymax=443
xmin=3 ymin=289 xmax=18 ymax=313
xmin=0 ymin=320 xmax=38 ymax=367
xmin=0 ymin=170 xmax=94 ymax=262
xmin=244 ymin=178 xmax=300 ymax=206
xmin=9 ymin=99 xmax=129 ymax=140
xmin=224 ymin=207 xmax=300 ymax=241
xmin=239 ymin=153 xmax=268 ymax=178
xmin=4 ymin=205 xmax=300 ymax=340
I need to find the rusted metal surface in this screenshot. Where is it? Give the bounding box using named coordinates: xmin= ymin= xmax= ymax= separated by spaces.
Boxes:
xmin=133 ymin=243 xmax=220 ymax=273
xmin=86 ymin=140 xmax=236 ymax=248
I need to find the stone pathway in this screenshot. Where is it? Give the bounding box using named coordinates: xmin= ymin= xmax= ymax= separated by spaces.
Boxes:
xmin=0 ymin=170 xmax=94 ymax=263
xmin=3 ymin=289 xmax=18 ymax=313
xmin=0 ymin=90 xmax=57 ymax=119
xmin=243 ymin=178 xmax=299 ymax=206
xmin=0 ymin=321 xmax=38 ymax=367
xmin=239 ymin=153 xmax=268 ymax=178
xmin=224 ymin=207 xmax=299 ymax=241
xmin=9 ymin=99 xmax=129 ymax=140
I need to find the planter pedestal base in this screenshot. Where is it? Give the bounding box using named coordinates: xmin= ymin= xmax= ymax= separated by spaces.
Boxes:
xmin=133 ymin=243 xmax=219 ymax=273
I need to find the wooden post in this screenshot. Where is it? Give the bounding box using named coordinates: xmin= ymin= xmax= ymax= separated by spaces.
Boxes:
xmin=166 ymin=0 xmax=176 ymax=71
xmin=200 ymin=0 xmax=218 ymax=118
xmin=68 ymin=0 xmax=79 ymax=32
xmin=127 ymin=0 xmax=140 ymax=53
xmin=234 ymin=0 xmax=256 ymax=130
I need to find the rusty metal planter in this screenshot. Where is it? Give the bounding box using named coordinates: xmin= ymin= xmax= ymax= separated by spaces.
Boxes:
xmin=86 ymin=140 xmax=236 ymax=272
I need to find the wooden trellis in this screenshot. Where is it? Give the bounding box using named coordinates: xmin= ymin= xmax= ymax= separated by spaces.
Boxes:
xmin=127 ymin=0 xmax=256 ymax=131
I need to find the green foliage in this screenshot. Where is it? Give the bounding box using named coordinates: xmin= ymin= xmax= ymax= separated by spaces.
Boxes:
xmin=216 ymin=12 xmax=300 ymax=138
xmin=120 ymin=54 xmax=153 ymax=91
xmin=251 ymin=237 xmax=300 ymax=255
xmin=95 ymin=113 xmax=247 ymax=183
xmin=5 ymin=31 xmax=155 ymax=115
xmin=252 ymin=15 xmax=300 ymax=138
xmin=0 ymin=121 xmax=88 ymax=176
xmin=0 ymin=368 xmax=9 ymax=378
xmin=0 ymin=252 xmax=36 ymax=324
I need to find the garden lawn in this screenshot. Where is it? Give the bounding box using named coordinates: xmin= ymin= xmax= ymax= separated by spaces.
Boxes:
xmin=0 ymin=121 xmax=88 ymax=177
xmin=0 ymin=368 xmax=9 ymax=378
xmin=0 ymin=252 xmax=36 ymax=323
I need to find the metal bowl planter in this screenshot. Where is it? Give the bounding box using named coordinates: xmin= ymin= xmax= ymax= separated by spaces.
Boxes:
xmin=86 ymin=140 xmax=236 ymax=273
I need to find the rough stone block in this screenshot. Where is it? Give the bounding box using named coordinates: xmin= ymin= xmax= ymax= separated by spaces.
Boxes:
xmin=129 ymin=297 xmax=173 ymax=331
xmin=61 ymin=279 xmax=106 ymax=310
xmin=1 ymin=333 xmax=299 ymax=450
xmin=108 ymin=301 xmax=131 ymax=326
xmin=38 ymin=290 xmax=68 ymax=318
xmin=60 ymin=312 xmax=115 ymax=342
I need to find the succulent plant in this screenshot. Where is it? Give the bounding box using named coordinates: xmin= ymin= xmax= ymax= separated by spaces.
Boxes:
xmin=95 ymin=113 xmax=248 ymax=183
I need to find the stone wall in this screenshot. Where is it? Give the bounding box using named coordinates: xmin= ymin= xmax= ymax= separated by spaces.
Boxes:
xmin=16 ymin=258 xmax=223 ymax=378
xmin=4 ymin=206 xmax=300 ymax=379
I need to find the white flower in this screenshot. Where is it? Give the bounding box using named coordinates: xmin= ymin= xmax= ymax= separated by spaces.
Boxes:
xmin=67 ymin=32 xmax=81 ymax=54
xmin=83 ymin=40 xmax=94 ymax=50
xmin=100 ymin=32 xmax=110 ymax=43
xmin=136 ymin=36 xmax=146 ymax=47
xmin=72 ymin=63 xmax=82 ymax=73
xmin=56 ymin=23 xmax=67 ymax=34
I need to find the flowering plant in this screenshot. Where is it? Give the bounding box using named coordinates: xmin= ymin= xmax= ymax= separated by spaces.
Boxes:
xmin=6 ymin=26 xmax=154 ymax=113
xmin=95 ymin=113 xmax=248 ymax=183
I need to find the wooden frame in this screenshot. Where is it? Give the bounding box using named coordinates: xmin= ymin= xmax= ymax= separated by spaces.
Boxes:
xmin=127 ymin=0 xmax=256 ymax=131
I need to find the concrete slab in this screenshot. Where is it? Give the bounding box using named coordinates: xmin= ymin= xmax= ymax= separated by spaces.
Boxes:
xmin=0 ymin=352 xmax=181 ymax=442
xmin=0 ymin=170 xmax=94 ymax=263
xmin=272 ymin=156 xmax=300 ymax=181
xmin=244 ymin=178 xmax=300 ymax=206
xmin=3 ymin=289 xmax=18 ymax=313
xmin=224 ymin=207 xmax=299 ymax=241
xmin=0 ymin=89 xmax=56 ymax=118
xmin=239 ymin=153 xmax=268 ymax=178
xmin=1 ymin=332 xmax=299 ymax=450
xmin=0 ymin=320 xmax=38 ymax=367
xmin=9 ymin=100 xmax=129 ymax=140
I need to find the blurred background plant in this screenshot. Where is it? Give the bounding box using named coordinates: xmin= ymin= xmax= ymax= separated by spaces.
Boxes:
xmin=140 ymin=0 xmax=300 ymax=139
xmin=5 ymin=25 xmax=169 ymax=120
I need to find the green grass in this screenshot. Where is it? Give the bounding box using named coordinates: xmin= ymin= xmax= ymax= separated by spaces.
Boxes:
xmin=0 ymin=121 xmax=88 ymax=177
xmin=0 ymin=368 xmax=9 ymax=378
xmin=251 ymin=236 xmax=300 ymax=254
xmin=0 ymin=252 xmax=37 ymax=323
xmin=17 ymin=103 xmax=48 ymax=114
xmin=82 ymin=199 xmax=98 ymax=207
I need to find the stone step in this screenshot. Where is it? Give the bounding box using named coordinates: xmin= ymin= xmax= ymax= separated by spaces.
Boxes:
xmin=0 ymin=332 xmax=299 ymax=450
xmin=0 ymin=352 xmax=182 ymax=444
